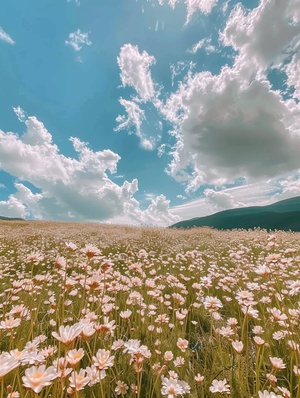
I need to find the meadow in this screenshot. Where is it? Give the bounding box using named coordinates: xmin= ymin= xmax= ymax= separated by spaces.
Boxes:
xmin=0 ymin=221 xmax=300 ymax=398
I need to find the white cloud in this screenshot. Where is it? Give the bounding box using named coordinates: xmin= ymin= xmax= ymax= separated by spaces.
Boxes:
xmin=117 ymin=44 xmax=156 ymax=102
xmin=65 ymin=29 xmax=92 ymax=52
xmin=0 ymin=195 xmax=27 ymax=219
xmin=204 ymin=188 xmax=243 ymax=211
xmin=0 ymin=26 xmax=15 ymax=45
xmin=157 ymin=0 xmax=218 ymax=23
xmin=13 ymin=106 xmax=26 ymax=122
xmin=285 ymin=51 xmax=300 ymax=100
xmin=188 ymin=37 xmax=219 ymax=55
xmin=155 ymin=0 xmax=300 ymax=193
xmin=188 ymin=39 xmax=205 ymax=54
xmin=221 ymin=0 xmax=300 ymax=74
xmin=170 ymin=61 xmax=194 ymax=86
xmin=163 ymin=66 xmax=300 ymax=190
xmin=116 ymin=45 xmax=164 ymax=149
xmin=0 ymin=113 xmax=178 ymax=226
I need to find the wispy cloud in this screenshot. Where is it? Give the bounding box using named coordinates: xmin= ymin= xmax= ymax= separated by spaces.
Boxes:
xmin=13 ymin=106 xmax=27 ymax=122
xmin=0 ymin=26 xmax=15 ymax=45
xmin=65 ymin=29 xmax=92 ymax=52
xmin=67 ymin=0 xmax=80 ymax=5
xmin=157 ymin=0 xmax=218 ymax=23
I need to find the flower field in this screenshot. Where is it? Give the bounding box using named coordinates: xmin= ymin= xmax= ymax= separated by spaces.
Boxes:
xmin=1 ymin=221 xmax=300 ymax=398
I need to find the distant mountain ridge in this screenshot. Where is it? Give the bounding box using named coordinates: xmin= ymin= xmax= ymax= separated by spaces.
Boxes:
xmin=170 ymin=196 xmax=300 ymax=232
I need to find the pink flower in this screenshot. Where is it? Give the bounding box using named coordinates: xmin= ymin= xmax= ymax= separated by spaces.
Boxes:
xmin=176 ymin=338 xmax=189 ymax=352
xmin=22 ymin=365 xmax=57 ymax=393
xmin=269 ymin=357 xmax=286 ymax=371
xmin=69 ymin=369 xmax=90 ymax=391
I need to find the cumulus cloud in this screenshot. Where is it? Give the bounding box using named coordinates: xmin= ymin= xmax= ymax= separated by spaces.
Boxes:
xmin=65 ymin=29 xmax=92 ymax=52
xmin=204 ymin=188 xmax=243 ymax=211
xmin=0 ymin=194 xmax=28 ymax=219
xmin=0 ymin=26 xmax=15 ymax=45
xmin=285 ymin=52 xmax=300 ymax=100
xmin=0 ymin=113 xmax=178 ymax=226
xmin=155 ymin=0 xmax=300 ymax=192
xmin=157 ymin=0 xmax=218 ymax=23
xmin=221 ymin=0 xmax=300 ymax=74
xmin=163 ymin=67 xmax=300 ymax=190
xmin=117 ymin=44 xmax=156 ymax=102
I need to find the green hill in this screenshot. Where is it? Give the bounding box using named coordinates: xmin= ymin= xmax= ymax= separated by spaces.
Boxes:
xmin=0 ymin=215 xmax=24 ymax=221
xmin=171 ymin=196 xmax=300 ymax=232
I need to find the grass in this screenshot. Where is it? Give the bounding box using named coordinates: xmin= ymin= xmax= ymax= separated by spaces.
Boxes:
xmin=0 ymin=220 xmax=300 ymax=397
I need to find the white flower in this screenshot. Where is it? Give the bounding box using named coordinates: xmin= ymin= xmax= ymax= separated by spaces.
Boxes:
xmin=209 ymin=378 xmax=230 ymax=394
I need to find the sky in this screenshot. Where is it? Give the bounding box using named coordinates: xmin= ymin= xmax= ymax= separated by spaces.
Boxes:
xmin=0 ymin=0 xmax=299 ymax=226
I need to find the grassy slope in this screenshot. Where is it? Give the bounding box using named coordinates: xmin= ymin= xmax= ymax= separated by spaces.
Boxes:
xmin=171 ymin=196 xmax=300 ymax=231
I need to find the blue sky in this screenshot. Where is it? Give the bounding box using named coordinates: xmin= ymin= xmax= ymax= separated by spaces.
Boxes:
xmin=0 ymin=0 xmax=299 ymax=225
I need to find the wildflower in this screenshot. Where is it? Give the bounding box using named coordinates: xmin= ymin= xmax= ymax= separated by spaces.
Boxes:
xmin=120 ymin=310 xmax=132 ymax=320
xmin=293 ymin=366 xmax=300 ymax=377
xmin=52 ymin=323 xmax=82 ymax=346
xmin=95 ymin=317 xmax=116 ymax=337
xmin=161 ymin=377 xmax=190 ymax=397
xmin=163 ymin=351 xmax=174 ymax=362
xmin=0 ymin=317 xmax=21 ymax=330
xmin=232 ymin=340 xmax=244 ymax=354
xmin=227 ymin=317 xmax=238 ymax=326
xmin=81 ymin=244 xmax=101 ymax=258
xmin=69 ymin=369 xmax=90 ymax=391
xmin=270 ymin=357 xmax=286 ymax=371
xmin=203 ymin=296 xmax=223 ymax=311
xmin=85 ymin=365 xmax=106 ymax=386
xmin=253 ymin=336 xmax=265 ymax=346
xmin=22 ymin=365 xmax=57 ymax=393
xmin=252 ymin=325 xmax=264 ymax=335
xmin=115 ymin=380 xmax=129 ymax=395
xmin=81 ymin=323 xmax=95 ymax=339
xmin=66 ymin=348 xmax=85 ymax=367
xmin=218 ymin=326 xmax=235 ymax=338
xmin=92 ymin=349 xmax=114 ymax=370
xmin=65 ymin=241 xmax=77 ymax=251
xmin=112 ymin=340 xmax=124 ymax=351
xmin=26 ymin=251 xmax=44 ymax=263
xmin=272 ymin=331 xmax=285 ymax=341
xmin=194 ymin=373 xmax=204 ymax=383
xmin=123 ymin=340 xmax=142 ymax=354
xmin=209 ymin=378 xmax=230 ymax=394
xmin=258 ymin=391 xmax=283 ymax=397
xmin=7 ymin=392 xmax=20 ymax=398
xmin=52 ymin=358 xmax=72 ymax=378
xmin=173 ymin=357 xmax=185 ymax=367
xmin=287 ymin=340 xmax=300 ymax=352
xmin=0 ymin=356 xmax=19 ymax=380
xmin=277 ymin=386 xmax=291 ymax=397
xmin=267 ymin=373 xmax=277 ymax=386
xmin=55 ymin=256 xmax=67 ymax=271
xmin=176 ymin=338 xmax=189 ymax=352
